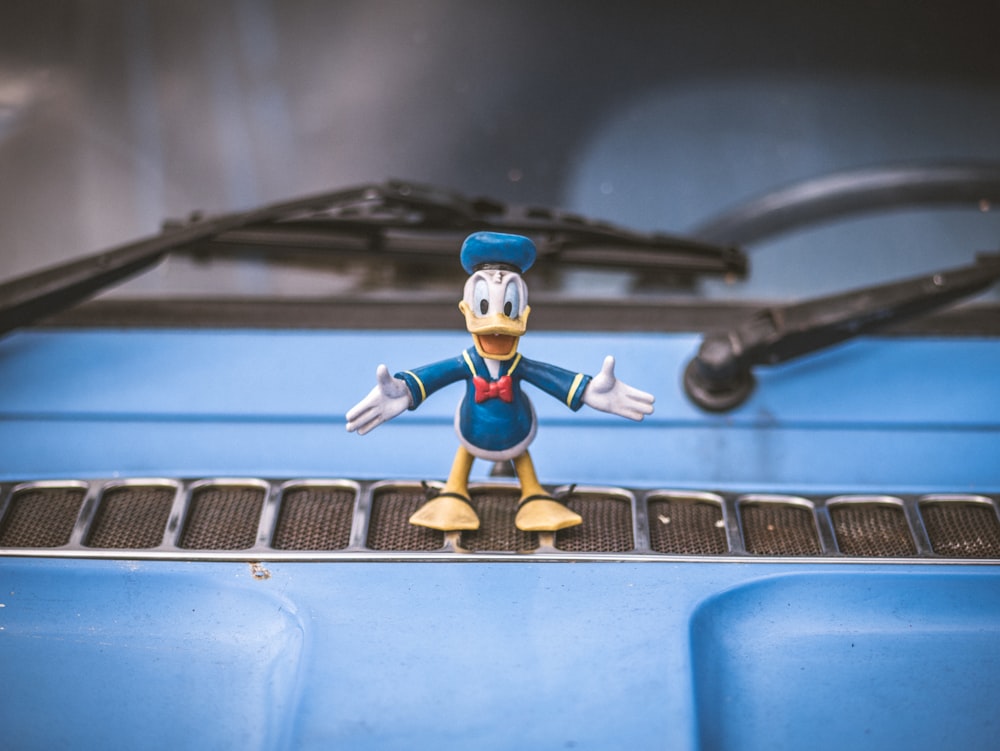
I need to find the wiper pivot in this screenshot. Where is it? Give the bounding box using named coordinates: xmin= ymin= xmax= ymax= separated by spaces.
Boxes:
xmin=684 ymin=252 xmax=1000 ymax=411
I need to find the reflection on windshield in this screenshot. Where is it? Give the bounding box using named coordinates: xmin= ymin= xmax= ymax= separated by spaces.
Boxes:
xmin=2 ymin=3 xmax=999 ymax=303
xmin=568 ymin=77 xmax=1000 ymax=300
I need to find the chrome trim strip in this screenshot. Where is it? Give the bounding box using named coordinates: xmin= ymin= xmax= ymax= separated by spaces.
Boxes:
xmin=813 ymin=502 xmax=839 ymax=555
xmin=920 ymin=493 xmax=996 ymax=505
xmin=0 ymin=483 xmax=11 ymax=527
xmin=721 ymin=494 xmax=745 ymax=554
xmin=632 ymin=490 xmax=652 ymax=553
xmin=0 ymin=547 xmax=997 ymax=565
xmin=8 ymin=480 xmax=91 ymax=492
xmin=67 ymin=481 xmax=102 ymax=548
xmin=162 ymin=480 xmax=190 ymax=549
xmin=904 ymin=496 xmax=936 ymax=556
xmin=256 ymin=481 xmax=282 ymax=549
xmin=350 ymin=481 xmax=376 ymax=551
xmin=738 ymin=493 xmax=815 ymax=509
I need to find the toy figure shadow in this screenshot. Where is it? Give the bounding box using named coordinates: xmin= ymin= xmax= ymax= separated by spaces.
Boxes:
xmin=346 ymin=232 xmax=654 ymax=532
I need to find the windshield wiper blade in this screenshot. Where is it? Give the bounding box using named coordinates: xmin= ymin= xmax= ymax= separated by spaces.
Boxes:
xmin=0 ymin=184 xmax=386 ymax=337
xmin=182 ymin=179 xmax=746 ymax=275
xmin=683 ymin=251 xmax=1000 ymax=412
xmin=0 ymin=180 xmax=744 ymax=337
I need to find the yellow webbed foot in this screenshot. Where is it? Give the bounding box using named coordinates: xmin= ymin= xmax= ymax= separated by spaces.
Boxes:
xmin=409 ymin=492 xmax=480 ymax=531
xmin=514 ymin=495 xmax=583 ymax=532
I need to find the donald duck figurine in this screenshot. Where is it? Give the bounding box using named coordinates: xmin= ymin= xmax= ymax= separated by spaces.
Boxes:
xmin=346 ymin=231 xmax=655 ymax=532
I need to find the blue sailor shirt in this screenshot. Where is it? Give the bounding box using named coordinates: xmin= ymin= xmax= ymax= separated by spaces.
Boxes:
xmin=395 ymin=347 xmax=591 ymax=456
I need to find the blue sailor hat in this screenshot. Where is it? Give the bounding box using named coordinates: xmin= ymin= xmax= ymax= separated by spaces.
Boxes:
xmin=460 ymin=232 xmax=536 ymax=274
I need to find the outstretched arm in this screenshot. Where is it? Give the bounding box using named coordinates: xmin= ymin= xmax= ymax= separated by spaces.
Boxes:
xmin=582 ymin=356 xmax=655 ymax=421
xmin=345 ymin=364 xmax=413 ymax=435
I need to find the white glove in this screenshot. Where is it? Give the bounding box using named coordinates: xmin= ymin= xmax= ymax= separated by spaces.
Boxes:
xmin=345 ymin=364 xmax=413 ymax=435
xmin=582 ymin=356 xmax=654 ymax=421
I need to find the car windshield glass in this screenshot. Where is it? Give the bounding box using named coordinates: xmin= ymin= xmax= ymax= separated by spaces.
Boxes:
xmin=1 ymin=2 xmax=999 ymax=306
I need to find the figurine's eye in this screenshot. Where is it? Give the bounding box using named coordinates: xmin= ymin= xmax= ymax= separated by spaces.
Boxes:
xmin=474 ymin=278 xmax=490 ymax=317
xmin=503 ymin=280 xmax=520 ymax=318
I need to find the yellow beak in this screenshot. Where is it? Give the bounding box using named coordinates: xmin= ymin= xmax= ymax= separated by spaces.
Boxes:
xmin=459 ymin=301 xmax=531 ymax=360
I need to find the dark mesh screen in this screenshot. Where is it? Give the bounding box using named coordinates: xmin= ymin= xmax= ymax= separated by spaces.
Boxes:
xmin=367 ymin=487 xmax=444 ymax=551
xmin=555 ymin=493 xmax=633 ymax=552
xmin=831 ymin=503 xmax=916 ymax=557
xmin=179 ymin=486 xmax=264 ymax=550
xmin=741 ymin=502 xmax=821 ymax=556
xmin=648 ymin=497 xmax=727 ymax=555
xmin=0 ymin=487 xmax=87 ymax=548
xmin=461 ymin=487 xmax=537 ymax=552
xmin=272 ymin=486 xmax=355 ymax=550
xmin=86 ymin=485 xmax=175 ymax=549
xmin=922 ymin=502 xmax=1000 ymax=558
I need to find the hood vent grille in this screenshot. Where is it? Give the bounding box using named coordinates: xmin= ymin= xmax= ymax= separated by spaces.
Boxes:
xmin=648 ymin=495 xmax=728 ymax=555
xmin=830 ymin=501 xmax=917 ymax=557
xmin=0 ymin=478 xmax=998 ymax=562
xmin=86 ymin=485 xmax=175 ymax=549
xmin=921 ymin=500 xmax=1000 ymax=558
xmin=740 ymin=501 xmax=823 ymax=556
xmin=179 ymin=484 xmax=266 ymax=551
xmin=273 ymin=485 xmax=355 ymax=551
xmin=0 ymin=485 xmax=86 ymax=548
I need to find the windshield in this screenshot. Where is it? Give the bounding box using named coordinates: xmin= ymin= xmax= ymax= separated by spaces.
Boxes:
xmin=2 ymin=1 xmax=999 ymax=305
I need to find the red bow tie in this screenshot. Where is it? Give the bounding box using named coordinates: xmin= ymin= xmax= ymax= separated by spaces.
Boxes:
xmin=473 ymin=375 xmax=513 ymax=403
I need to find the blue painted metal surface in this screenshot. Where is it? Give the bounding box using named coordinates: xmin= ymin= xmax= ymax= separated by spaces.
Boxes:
xmin=0 ymin=329 xmax=998 ymax=490
xmin=1 ymin=326 xmax=999 ymax=750
xmin=691 ymin=570 xmax=1000 ymax=751
xmin=1 ymin=559 xmax=997 ymax=750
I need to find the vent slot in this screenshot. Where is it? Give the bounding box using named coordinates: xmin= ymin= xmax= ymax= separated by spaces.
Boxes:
xmin=86 ymin=485 xmax=175 ymax=549
xmin=367 ymin=486 xmax=444 ymax=551
xmin=741 ymin=501 xmax=821 ymax=556
xmin=272 ymin=485 xmax=355 ymax=550
xmin=921 ymin=500 xmax=1000 ymax=558
xmin=179 ymin=484 xmax=265 ymax=550
xmin=0 ymin=486 xmax=87 ymax=548
xmin=830 ymin=501 xmax=916 ymax=557
xmin=555 ymin=492 xmax=634 ymax=553
xmin=461 ymin=487 xmax=536 ymax=553
xmin=648 ymin=494 xmax=727 ymax=555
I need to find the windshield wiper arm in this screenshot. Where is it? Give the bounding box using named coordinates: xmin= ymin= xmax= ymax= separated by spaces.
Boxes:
xmin=691 ymin=161 xmax=1000 ymax=247
xmin=0 ymin=180 xmax=744 ymax=337
xmin=683 ymin=251 xmax=1000 ymax=412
